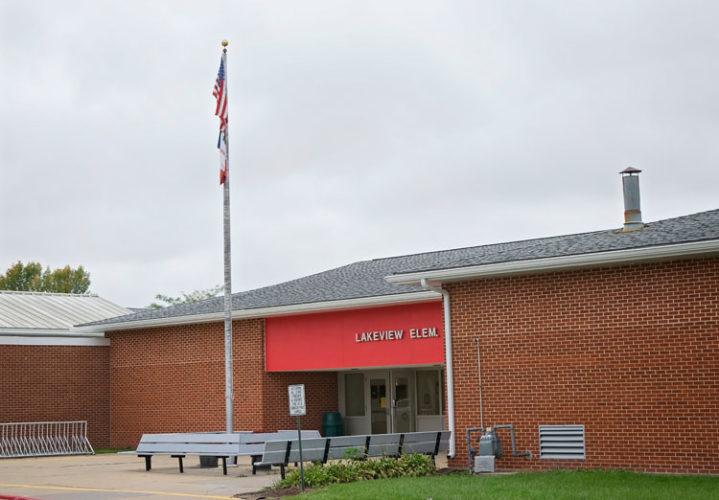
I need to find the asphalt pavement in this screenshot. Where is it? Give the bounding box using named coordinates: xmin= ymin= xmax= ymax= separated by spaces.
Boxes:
xmin=0 ymin=453 xmax=275 ymax=499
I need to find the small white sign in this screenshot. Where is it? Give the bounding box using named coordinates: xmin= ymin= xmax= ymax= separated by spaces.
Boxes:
xmin=288 ymin=384 xmax=306 ymax=416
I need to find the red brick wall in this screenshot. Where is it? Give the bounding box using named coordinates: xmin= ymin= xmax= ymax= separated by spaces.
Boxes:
xmin=109 ymin=319 xmax=337 ymax=448
xmin=108 ymin=322 xmax=225 ymax=446
xmin=262 ymin=372 xmax=338 ymax=432
xmin=233 ymin=317 xmax=338 ymax=433
xmin=0 ymin=345 xmax=110 ymax=447
xmin=446 ymin=257 xmax=719 ymax=473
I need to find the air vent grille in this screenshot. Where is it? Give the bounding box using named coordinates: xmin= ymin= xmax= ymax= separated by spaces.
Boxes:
xmin=539 ymin=425 xmax=585 ymax=460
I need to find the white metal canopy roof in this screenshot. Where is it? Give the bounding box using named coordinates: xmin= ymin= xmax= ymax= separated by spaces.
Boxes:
xmin=0 ymin=291 xmax=130 ymax=335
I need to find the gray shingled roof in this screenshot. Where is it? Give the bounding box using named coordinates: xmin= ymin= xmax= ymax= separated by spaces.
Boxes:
xmin=80 ymin=208 xmax=719 ymax=328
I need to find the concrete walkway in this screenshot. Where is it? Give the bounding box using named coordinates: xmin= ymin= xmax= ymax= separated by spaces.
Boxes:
xmin=0 ymin=453 xmax=276 ymax=499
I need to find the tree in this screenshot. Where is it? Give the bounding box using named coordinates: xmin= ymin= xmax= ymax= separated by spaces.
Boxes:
xmin=0 ymin=261 xmax=91 ymax=293
xmin=0 ymin=261 xmax=43 ymax=291
xmin=148 ymin=285 xmax=223 ymax=309
xmin=42 ymin=265 xmax=92 ymax=294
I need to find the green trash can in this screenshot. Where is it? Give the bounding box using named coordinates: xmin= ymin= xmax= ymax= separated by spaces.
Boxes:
xmin=322 ymin=411 xmax=344 ymax=437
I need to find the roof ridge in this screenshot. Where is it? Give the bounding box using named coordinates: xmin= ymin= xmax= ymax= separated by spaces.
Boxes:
xmin=95 ymin=262 xmax=368 ymax=323
xmin=367 ymin=228 xmax=610 ymax=264
xmin=651 ymin=207 xmax=719 ymax=224
xmin=229 ymin=262 xmax=362 ymax=299
xmin=366 ymin=207 xmax=719 ymax=264
xmin=0 ymin=290 xmax=98 ymax=297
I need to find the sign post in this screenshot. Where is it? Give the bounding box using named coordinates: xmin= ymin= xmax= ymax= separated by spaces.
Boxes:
xmin=288 ymin=384 xmax=306 ymax=492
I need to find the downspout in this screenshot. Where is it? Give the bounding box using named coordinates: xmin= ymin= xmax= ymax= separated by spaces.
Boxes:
xmin=420 ymin=278 xmax=456 ymax=458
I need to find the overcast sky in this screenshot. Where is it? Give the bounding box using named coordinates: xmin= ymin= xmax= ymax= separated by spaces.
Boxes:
xmin=1 ymin=1 xmax=717 ymax=307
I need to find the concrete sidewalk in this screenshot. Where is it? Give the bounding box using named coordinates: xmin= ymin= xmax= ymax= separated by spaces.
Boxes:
xmin=0 ymin=453 xmax=276 ymax=499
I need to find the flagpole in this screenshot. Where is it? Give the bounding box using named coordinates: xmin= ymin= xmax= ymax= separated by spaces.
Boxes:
xmin=221 ymin=39 xmax=234 ymax=434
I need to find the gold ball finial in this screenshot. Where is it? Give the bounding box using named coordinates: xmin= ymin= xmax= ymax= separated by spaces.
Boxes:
xmin=221 ymin=40 xmax=229 ymax=47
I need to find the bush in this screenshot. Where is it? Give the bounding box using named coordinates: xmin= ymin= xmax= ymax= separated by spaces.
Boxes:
xmin=277 ymin=453 xmax=436 ymax=489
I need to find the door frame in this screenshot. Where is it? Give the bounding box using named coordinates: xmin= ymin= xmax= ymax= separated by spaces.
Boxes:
xmin=339 ymin=366 xmax=444 ymax=435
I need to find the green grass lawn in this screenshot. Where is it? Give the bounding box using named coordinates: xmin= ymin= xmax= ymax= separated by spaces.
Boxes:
xmin=291 ymin=470 xmax=719 ymax=500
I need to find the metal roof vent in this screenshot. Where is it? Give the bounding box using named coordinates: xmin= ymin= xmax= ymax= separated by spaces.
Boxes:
xmin=620 ymin=167 xmax=643 ymax=232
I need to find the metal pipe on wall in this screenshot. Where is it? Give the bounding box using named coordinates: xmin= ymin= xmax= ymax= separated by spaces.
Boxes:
xmin=476 ymin=337 xmax=485 ymax=430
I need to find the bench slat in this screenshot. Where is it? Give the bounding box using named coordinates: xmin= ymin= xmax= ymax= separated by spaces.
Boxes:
xmin=256 ymin=440 xmax=290 ymax=466
xmin=277 ymin=430 xmax=321 ymax=438
xmin=438 ymin=431 xmax=450 ymax=451
xmin=287 ymin=438 xmax=327 ymax=462
xmin=237 ymin=430 xmax=319 ymax=444
xmin=140 ymin=433 xmax=241 ymax=444
xmin=402 ymin=431 xmax=440 ymax=454
xmin=137 ymin=443 xmax=239 ymax=454
xmin=367 ymin=433 xmax=401 ymax=456
xmin=237 ymin=444 xmax=264 ymax=455
xmin=327 ymin=435 xmax=367 ymax=460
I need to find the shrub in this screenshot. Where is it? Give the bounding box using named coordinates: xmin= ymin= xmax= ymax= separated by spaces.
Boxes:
xmin=277 ymin=453 xmax=436 ymax=489
xmin=342 ymin=447 xmax=364 ymax=461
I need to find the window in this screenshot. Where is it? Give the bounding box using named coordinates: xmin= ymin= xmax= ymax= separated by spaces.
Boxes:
xmin=539 ymin=425 xmax=585 ymax=459
xmin=344 ymin=373 xmax=365 ymax=417
xmin=416 ymin=370 xmax=441 ymax=416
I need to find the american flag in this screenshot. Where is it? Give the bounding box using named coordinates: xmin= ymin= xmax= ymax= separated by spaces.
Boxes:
xmin=213 ymin=53 xmax=228 ymax=184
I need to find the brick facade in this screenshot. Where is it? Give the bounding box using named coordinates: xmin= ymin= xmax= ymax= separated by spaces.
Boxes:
xmin=446 ymin=257 xmax=719 ymax=473
xmin=105 ymin=256 xmax=718 ymax=473
xmin=108 ymin=319 xmax=338 ymax=448
xmin=0 ymin=345 xmax=110 ymax=447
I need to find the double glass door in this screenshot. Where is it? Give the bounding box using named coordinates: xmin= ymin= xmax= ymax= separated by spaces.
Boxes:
xmin=369 ymin=370 xmax=415 ymax=434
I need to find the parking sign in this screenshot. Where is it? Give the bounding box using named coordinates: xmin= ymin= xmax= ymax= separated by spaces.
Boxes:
xmin=288 ymin=384 xmax=306 ymax=416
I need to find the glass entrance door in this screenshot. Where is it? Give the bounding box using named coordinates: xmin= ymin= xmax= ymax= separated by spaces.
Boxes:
xmin=391 ymin=370 xmax=415 ymax=433
xmin=370 ymin=376 xmax=389 ymax=434
xmin=341 ymin=369 xmax=429 ymax=435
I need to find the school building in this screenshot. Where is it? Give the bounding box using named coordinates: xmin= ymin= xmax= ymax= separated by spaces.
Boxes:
xmin=70 ymin=170 xmax=719 ymax=473
xmin=0 ymin=291 xmax=130 ymax=447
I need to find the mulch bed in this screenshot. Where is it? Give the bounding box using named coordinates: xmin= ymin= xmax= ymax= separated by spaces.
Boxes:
xmin=235 ymin=485 xmax=306 ymax=499
xmin=236 ymin=469 xmax=458 ymax=498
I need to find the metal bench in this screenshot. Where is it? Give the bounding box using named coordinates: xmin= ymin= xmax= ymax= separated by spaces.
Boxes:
xmin=402 ymin=431 xmax=451 ymax=464
xmin=241 ymin=430 xmax=321 ymax=475
xmin=256 ymin=430 xmax=451 ymax=479
xmin=136 ymin=433 xmax=241 ymax=475
xmin=135 ymin=430 xmax=321 ymax=475
xmin=326 ymin=435 xmax=368 ymax=460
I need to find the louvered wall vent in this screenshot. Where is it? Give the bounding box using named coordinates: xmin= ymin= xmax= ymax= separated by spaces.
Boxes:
xmin=539 ymin=425 xmax=585 ymax=459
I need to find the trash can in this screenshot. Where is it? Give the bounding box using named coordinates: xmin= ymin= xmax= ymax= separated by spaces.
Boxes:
xmin=199 ymin=456 xmax=218 ymax=468
xmin=322 ymin=411 xmax=344 ymax=437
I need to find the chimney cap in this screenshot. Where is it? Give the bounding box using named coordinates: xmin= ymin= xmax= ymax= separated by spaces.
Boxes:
xmin=620 ymin=167 xmax=642 ymax=175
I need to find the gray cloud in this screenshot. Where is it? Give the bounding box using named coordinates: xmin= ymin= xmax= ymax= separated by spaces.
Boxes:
xmin=1 ymin=0 xmax=717 ymax=306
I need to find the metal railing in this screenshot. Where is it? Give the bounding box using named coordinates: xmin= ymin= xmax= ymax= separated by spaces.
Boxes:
xmin=0 ymin=421 xmax=94 ymax=458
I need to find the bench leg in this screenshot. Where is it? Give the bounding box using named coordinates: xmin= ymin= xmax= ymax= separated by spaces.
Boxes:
xmin=251 ymin=455 xmax=257 ymax=475
xmin=280 ymin=464 xmax=285 ymax=480
xmin=172 ymin=455 xmax=185 ymax=473
xmin=142 ymin=455 xmax=152 ymax=471
xmin=221 ymin=457 xmax=227 ymax=476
